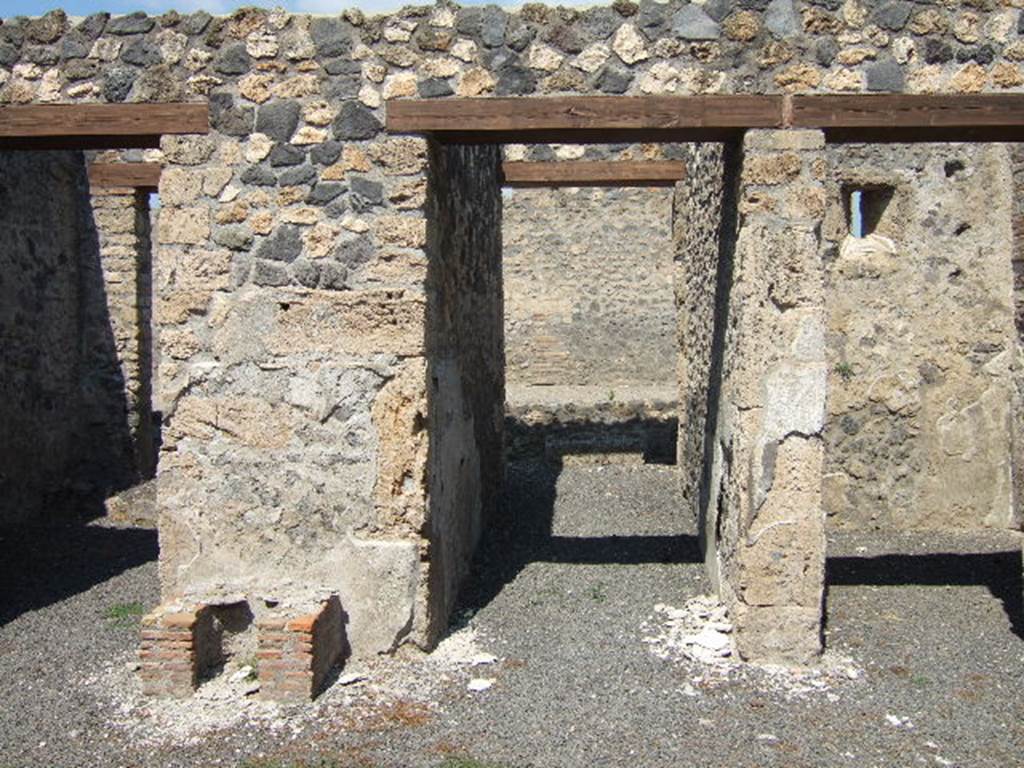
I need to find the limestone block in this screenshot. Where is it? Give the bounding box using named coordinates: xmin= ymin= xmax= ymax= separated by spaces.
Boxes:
xmin=159 ymin=207 xmax=211 ymax=245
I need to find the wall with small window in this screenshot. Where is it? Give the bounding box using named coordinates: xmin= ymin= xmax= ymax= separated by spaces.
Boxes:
xmin=821 ymin=144 xmax=1018 ymax=531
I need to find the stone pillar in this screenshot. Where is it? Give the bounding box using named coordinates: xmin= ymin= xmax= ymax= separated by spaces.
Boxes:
xmin=1009 ymin=146 xmax=1024 ymax=530
xmin=707 ymin=129 xmax=829 ymax=665
xmin=89 ymin=187 xmax=156 ymax=484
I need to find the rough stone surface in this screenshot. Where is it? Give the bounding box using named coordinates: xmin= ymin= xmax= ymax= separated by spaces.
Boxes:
xmin=504 ymin=186 xmax=675 ymax=387
xmin=2 ymin=2 xmax=1023 ymax=685
xmin=821 ymin=144 xmax=1019 ymax=531
xmin=0 ymin=153 xmax=150 ymax=525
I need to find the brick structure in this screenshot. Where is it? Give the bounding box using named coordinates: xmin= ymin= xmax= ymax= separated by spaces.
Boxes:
xmin=257 ymin=597 xmax=346 ymax=701
xmin=139 ymin=605 xmax=220 ymax=698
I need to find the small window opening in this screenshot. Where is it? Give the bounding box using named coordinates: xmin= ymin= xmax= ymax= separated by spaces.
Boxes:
xmin=845 ymin=184 xmax=895 ymax=238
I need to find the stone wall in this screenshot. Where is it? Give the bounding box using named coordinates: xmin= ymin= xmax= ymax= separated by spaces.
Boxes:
xmin=822 ymin=144 xmax=1019 ymax=531
xmin=90 ymin=187 xmax=157 ymax=484
xmin=503 ymin=185 xmax=675 ymax=387
xmin=673 ymin=142 xmax=740 ymax=558
xmin=0 ymin=150 xmax=138 ymax=525
xmin=7 ymin=1 xmax=1024 ymax=669
xmin=423 ymin=141 xmax=505 ymax=641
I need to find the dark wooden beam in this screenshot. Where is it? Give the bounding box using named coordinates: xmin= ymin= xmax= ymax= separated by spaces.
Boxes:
xmin=0 ymin=103 xmax=208 ymax=150
xmin=88 ymin=162 xmax=162 ymax=191
xmin=390 ymin=94 xmax=1024 ymax=144
xmin=790 ymin=94 xmax=1024 ymax=142
xmin=388 ymin=96 xmax=784 ymax=141
xmin=790 ymin=94 xmax=1024 ymax=128
xmin=502 ymin=160 xmax=686 ymax=187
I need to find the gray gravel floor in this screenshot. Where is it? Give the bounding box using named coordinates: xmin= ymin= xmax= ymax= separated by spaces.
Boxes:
xmin=1 ymin=461 xmax=1022 ymax=768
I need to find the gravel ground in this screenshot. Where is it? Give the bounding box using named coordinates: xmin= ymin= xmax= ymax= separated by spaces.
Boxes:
xmin=1 ymin=462 xmax=1022 ymax=768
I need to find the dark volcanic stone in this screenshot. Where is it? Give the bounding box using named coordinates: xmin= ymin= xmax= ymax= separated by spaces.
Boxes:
xmin=310 ymin=17 xmax=352 ymax=58
xmin=255 ymin=225 xmax=303 ymax=263
xmin=26 ymin=11 xmax=67 ymax=44
xmin=307 ymin=183 xmax=346 ymax=205
xmin=496 ymin=65 xmax=537 ymax=95
xmin=333 ymin=235 xmax=374 ymax=268
xmin=290 ymin=259 xmax=320 ymax=288
xmin=481 ymin=6 xmax=508 ymax=48
xmin=349 ymin=177 xmax=384 ymax=211
xmin=278 ymin=165 xmax=317 ymax=187
xmin=179 ymin=11 xmax=212 ymax=36
xmin=122 ymin=39 xmax=161 ymax=67
xmin=0 ymin=43 xmax=18 ymax=68
xmin=596 ymin=62 xmax=633 ymax=94
xmin=311 ymin=141 xmax=343 ymax=166
xmin=213 ymin=43 xmax=251 ymax=75
xmin=107 ymin=13 xmax=155 ymax=36
xmin=872 ymin=1 xmax=912 ymax=31
xmin=815 ymin=38 xmax=838 ymax=66
xmin=256 ymin=100 xmax=301 ymax=142
xmin=76 ymin=13 xmax=109 ymax=40
xmin=24 ymin=45 xmax=59 ymax=66
xmin=241 ymin=165 xmax=277 ymax=187
xmin=418 ymin=77 xmax=454 ymax=98
xmin=415 ymin=26 xmax=454 ymax=52
xmin=923 ymin=38 xmax=953 ymax=65
xmin=269 ymin=143 xmax=306 ymax=167
xmin=60 ymin=33 xmax=91 ymax=60
xmin=333 ymin=102 xmax=382 ymax=140
xmin=209 ymin=93 xmax=254 ymax=137
xmin=505 ymin=17 xmax=535 ymax=51
xmin=103 ymin=67 xmax=137 ymax=102
xmin=318 ymin=261 xmax=349 ymax=290
xmin=865 ymin=57 xmax=905 ymax=92
xmin=253 ymin=259 xmax=291 ymax=286
xmin=64 ymin=59 xmax=99 ymax=80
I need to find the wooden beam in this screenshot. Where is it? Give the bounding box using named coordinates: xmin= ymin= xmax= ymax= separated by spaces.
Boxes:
xmin=389 ymin=94 xmax=1024 ymax=144
xmin=502 ymin=160 xmax=686 ymax=187
xmin=790 ymin=94 xmax=1024 ymax=142
xmin=88 ymin=162 xmax=162 ymax=191
xmin=388 ymin=96 xmax=783 ymax=142
xmin=0 ymin=103 xmax=208 ymax=150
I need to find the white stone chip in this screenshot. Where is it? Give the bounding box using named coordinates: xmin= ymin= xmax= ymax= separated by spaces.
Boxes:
xmin=467 ymin=678 xmax=494 ymax=692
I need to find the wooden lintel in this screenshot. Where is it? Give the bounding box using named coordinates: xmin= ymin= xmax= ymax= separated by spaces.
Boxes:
xmin=388 ymin=96 xmax=784 ymax=138
xmin=790 ymin=94 xmax=1024 ymax=129
xmin=0 ymin=103 xmax=208 ymax=150
xmin=390 ymin=94 xmax=1024 ymax=144
xmin=502 ymin=160 xmax=686 ymax=187
xmin=88 ymin=162 xmax=162 ymax=191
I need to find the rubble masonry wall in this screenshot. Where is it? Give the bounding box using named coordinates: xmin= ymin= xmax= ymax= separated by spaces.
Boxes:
xmin=5 ymin=1 xmax=1024 ymax=658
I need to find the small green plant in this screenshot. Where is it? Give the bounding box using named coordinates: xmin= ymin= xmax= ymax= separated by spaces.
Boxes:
xmin=833 ymin=361 xmax=855 ymax=382
xmin=607 ymin=389 xmax=616 ymax=402
xmin=438 ymin=757 xmax=514 ymax=768
xmin=106 ymin=602 xmax=145 ymax=626
xmin=588 ymin=584 xmax=607 ymax=603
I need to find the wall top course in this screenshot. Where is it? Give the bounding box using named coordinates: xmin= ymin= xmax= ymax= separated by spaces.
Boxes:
xmin=2 ymin=2 xmax=1023 ymax=111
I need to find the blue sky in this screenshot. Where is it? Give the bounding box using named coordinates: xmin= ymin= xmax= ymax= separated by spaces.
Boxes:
xmin=3 ymin=0 xmax=508 ymax=18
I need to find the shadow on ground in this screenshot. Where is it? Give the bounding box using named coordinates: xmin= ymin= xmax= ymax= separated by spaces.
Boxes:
xmin=827 ymin=548 xmax=1024 ymax=640
xmin=457 ymin=445 xmax=701 ymax=618
xmin=0 ymin=524 xmax=158 ymax=626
